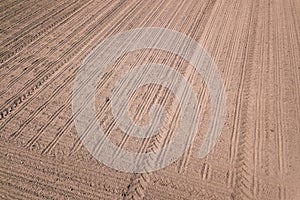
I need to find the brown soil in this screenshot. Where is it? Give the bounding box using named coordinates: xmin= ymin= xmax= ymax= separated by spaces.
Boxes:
xmin=1 ymin=0 xmax=299 ymax=199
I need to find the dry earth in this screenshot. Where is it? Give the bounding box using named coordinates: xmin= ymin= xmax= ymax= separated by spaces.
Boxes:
xmin=1 ymin=0 xmax=300 ymax=199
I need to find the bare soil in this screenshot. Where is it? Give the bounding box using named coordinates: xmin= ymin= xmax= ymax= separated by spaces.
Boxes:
xmin=1 ymin=0 xmax=299 ymax=199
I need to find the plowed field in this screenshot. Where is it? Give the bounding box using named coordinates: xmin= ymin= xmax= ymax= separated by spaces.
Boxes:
xmin=1 ymin=0 xmax=299 ymax=199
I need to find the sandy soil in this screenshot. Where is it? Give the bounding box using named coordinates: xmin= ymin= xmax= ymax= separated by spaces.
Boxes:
xmin=1 ymin=0 xmax=300 ymax=199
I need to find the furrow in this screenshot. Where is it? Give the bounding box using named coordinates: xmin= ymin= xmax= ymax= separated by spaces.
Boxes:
xmin=0 ymin=0 xmax=128 ymax=122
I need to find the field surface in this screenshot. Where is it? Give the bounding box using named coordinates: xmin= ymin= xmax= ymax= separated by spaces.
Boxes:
xmin=1 ymin=0 xmax=300 ymax=199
